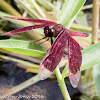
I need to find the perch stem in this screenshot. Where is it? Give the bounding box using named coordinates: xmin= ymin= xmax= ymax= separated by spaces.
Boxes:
xmin=55 ymin=67 xmax=71 ymax=100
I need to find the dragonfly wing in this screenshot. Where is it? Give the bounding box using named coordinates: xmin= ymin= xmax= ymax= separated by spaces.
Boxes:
xmin=68 ymin=36 xmax=82 ymax=88
xmin=38 ymin=30 xmax=69 ymax=80
xmin=68 ymin=71 xmax=80 ymax=88
xmin=5 ymin=17 xmax=57 ymax=24
xmin=1 ymin=23 xmax=55 ymax=36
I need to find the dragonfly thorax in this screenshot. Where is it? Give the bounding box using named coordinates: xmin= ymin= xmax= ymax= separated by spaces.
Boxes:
xmin=44 ymin=24 xmax=64 ymax=37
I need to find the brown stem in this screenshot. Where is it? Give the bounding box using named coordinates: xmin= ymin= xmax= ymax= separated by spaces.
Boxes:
xmin=92 ymin=0 xmax=99 ymax=44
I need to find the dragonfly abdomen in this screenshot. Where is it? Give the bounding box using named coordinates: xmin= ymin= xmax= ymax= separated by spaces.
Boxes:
xmin=65 ymin=29 xmax=89 ymax=37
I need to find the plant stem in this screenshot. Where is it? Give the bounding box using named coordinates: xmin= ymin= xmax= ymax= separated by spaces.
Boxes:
xmin=92 ymin=0 xmax=99 ymax=44
xmin=55 ymin=67 xmax=71 ymax=100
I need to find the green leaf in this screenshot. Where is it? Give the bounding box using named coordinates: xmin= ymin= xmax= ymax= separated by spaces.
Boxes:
xmin=62 ymin=43 xmax=100 ymax=78
xmin=57 ymin=0 xmax=86 ymax=28
xmin=93 ymin=64 xmax=100 ymax=98
xmin=81 ymin=43 xmax=100 ymax=71
xmin=0 ymin=39 xmax=46 ymax=59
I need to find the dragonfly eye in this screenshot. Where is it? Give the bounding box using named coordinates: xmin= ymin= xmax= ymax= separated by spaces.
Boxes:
xmin=44 ymin=26 xmax=54 ymax=37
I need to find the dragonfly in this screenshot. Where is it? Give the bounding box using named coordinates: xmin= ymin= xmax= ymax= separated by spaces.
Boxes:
xmin=1 ymin=17 xmax=89 ymax=88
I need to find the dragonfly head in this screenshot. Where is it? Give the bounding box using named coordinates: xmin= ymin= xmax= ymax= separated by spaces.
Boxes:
xmin=44 ymin=24 xmax=64 ymax=37
xmin=44 ymin=26 xmax=54 ymax=37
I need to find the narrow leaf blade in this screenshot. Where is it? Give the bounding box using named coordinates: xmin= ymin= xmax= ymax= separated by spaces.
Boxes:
xmin=57 ymin=0 xmax=86 ymax=28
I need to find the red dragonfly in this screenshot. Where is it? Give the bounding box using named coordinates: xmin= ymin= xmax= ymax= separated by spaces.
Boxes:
xmin=1 ymin=17 xmax=89 ymax=88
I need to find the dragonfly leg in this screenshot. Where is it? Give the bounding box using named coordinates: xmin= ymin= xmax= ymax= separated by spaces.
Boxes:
xmin=33 ymin=37 xmax=47 ymax=43
xmin=50 ymin=37 xmax=53 ymax=45
xmin=39 ymin=38 xmax=49 ymax=45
